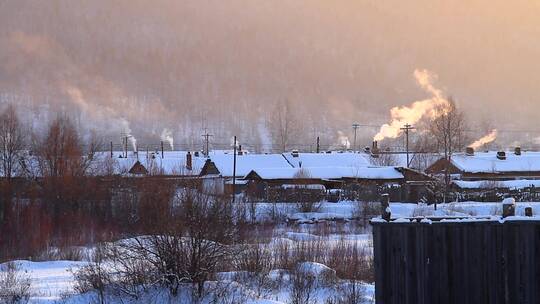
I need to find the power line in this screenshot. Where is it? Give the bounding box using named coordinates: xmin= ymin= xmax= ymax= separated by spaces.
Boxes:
xmin=201 ymin=129 xmax=213 ymax=157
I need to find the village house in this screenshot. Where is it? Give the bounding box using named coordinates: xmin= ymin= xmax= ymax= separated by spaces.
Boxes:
xmin=244 ymin=165 xmax=433 ymax=202
xmin=198 ymin=152 xmax=293 ymax=194
xmin=426 ymin=147 xmax=540 ymax=181
xmin=426 ymin=147 xmax=540 ymax=200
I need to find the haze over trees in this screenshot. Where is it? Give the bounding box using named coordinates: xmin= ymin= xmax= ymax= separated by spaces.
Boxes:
xmin=0 ymin=1 xmax=539 ymax=150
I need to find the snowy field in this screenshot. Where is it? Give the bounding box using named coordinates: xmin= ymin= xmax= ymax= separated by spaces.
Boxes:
xmin=5 ymin=200 xmax=540 ymax=303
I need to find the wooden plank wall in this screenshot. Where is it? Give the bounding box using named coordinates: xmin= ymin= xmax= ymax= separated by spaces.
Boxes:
xmin=372 ymin=221 xmax=540 ymax=304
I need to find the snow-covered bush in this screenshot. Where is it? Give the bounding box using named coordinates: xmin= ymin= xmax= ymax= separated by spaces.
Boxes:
xmin=0 ymin=262 xmax=31 ymax=304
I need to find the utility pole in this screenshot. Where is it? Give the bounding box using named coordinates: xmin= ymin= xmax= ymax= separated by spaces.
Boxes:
xmin=124 ymin=137 xmax=127 ymax=158
xmin=352 ymin=123 xmax=360 ymax=152
xmin=232 ymin=136 xmax=237 ymax=203
xmin=201 ymin=129 xmax=213 ymax=157
xmin=316 ymin=136 xmax=320 ymax=153
xmin=120 ymin=133 xmax=135 ymax=158
xmin=400 ymin=124 xmax=415 ymax=168
xmin=233 ymin=136 xmax=237 ymax=203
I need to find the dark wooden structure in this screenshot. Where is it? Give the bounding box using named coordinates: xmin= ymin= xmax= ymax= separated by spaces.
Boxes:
xmin=372 ymin=218 xmax=540 ymax=304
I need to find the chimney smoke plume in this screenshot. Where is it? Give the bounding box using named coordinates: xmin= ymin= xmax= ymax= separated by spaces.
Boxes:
xmin=373 ymin=69 xmax=450 ymax=141
xmin=469 ymin=129 xmax=498 ymax=150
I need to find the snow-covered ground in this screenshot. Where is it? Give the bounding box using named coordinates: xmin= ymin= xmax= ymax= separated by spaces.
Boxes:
xmin=5 ymin=220 xmax=375 ymax=303
xmin=4 ymin=260 xmax=88 ymax=303
xmin=7 ymin=200 xmax=540 ymax=303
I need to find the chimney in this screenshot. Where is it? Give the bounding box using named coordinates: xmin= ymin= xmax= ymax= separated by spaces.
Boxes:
xmin=465 ymin=147 xmax=475 ymax=156
xmin=371 ymin=141 xmax=380 ymax=158
xmin=515 ymin=147 xmax=522 ymax=156
xmin=497 ymin=151 xmax=506 ymax=160
xmin=161 ymin=141 xmax=164 ymax=158
xmin=186 ymin=151 xmax=193 ymax=171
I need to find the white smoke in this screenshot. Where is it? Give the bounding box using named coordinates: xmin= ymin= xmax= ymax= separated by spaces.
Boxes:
xmin=160 ymin=128 xmax=174 ymax=150
xmin=469 ymin=129 xmax=498 ymax=149
xmin=374 ymin=69 xmax=450 ymax=141
xmin=231 ymin=136 xmax=239 ymax=149
xmin=257 ymin=117 xmax=272 ymax=153
xmin=64 ymin=84 xmax=137 ymax=151
xmin=337 ymin=131 xmax=351 ymax=149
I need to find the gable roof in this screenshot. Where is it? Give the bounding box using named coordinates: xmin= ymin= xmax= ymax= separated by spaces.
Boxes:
xmin=128 ymin=161 xmax=149 ymax=175
xmin=202 ymin=153 xmax=293 ymax=177
xmin=450 ymin=151 xmax=540 ymax=173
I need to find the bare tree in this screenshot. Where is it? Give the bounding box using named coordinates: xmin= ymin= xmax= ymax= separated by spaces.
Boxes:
xmin=38 ymin=116 xmax=88 ymax=178
xmin=112 ymin=190 xmax=237 ymax=298
xmin=429 ymin=97 xmax=467 ymax=204
xmin=268 ymin=99 xmax=299 ymax=152
xmin=36 ymin=116 xmax=100 ymax=217
xmin=0 ymin=105 xmax=25 ymax=220
xmin=293 ymin=168 xmax=322 ymax=213
xmin=370 ymin=152 xmax=399 ymax=167
xmin=0 ymin=105 xmax=26 ymax=181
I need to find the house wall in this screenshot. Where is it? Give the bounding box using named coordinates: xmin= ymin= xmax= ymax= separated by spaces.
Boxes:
xmin=202 ymin=177 xmax=224 ymax=195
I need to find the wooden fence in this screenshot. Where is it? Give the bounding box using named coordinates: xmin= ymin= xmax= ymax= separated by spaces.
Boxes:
xmin=372 ymin=219 xmax=540 ymax=304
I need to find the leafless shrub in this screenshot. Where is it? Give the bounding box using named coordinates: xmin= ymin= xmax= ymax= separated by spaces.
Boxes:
xmin=370 ymin=153 xmax=399 ymax=167
xmin=36 ymin=246 xmax=85 ymax=262
xmin=264 ymin=202 xmax=294 ymax=223
xmin=247 ymin=197 xmax=258 ymax=224
xmin=0 ymin=262 xmax=32 ymax=304
xmin=292 ymin=169 xmax=322 ymax=213
xmin=326 ymin=282 xmax=367 ymax=304
xmin=352 ymin=201 xmax=380 ymax=226
xmin=234 ymin=243 xmax=275 ymax=297
xmin=73 ymin=245 xmax=109 ymax=304
xmin=327 ymin=239 xmax=374 ymax=283
xmin=271 ymin=235 xmax=374 ymax=285
xmin=412 ymin=205 xmax=432 ymax=217
xmin=204 ymin=281 xmax=249 ymax=304
xmin=273 ymin=238 xmax=293 ymax=270
xmin=289 ymin=265 xmax=317 ymax=304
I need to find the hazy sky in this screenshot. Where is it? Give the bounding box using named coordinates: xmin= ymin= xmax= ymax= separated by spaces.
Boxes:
xmin=0 ymin=0 xmax=539 ymax=148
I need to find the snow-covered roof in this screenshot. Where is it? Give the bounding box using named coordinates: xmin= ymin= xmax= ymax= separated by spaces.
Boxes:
xmin=451 ymin=151 xmax=540 ymax=173
xmin=110 ymin=151 xmax=206 ymax=176
xmin=246 ymin=166 xmax=404 ymax=180
xmin=282 ymin=152 xmax=371 ymax=168
xmin=453 ymin=179 xmax=540 ymax=190
xmin=206 ymin=154 xmax=293 ymax=177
